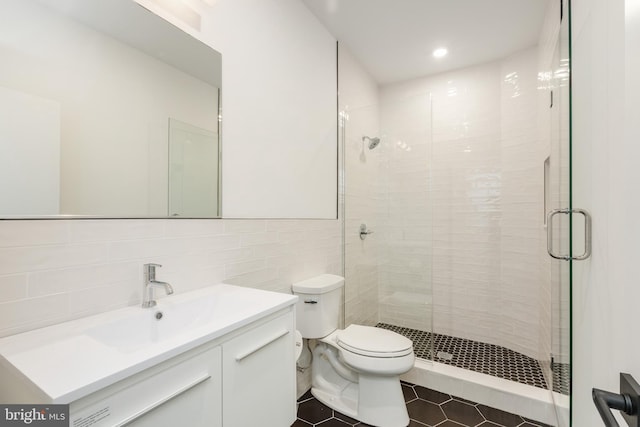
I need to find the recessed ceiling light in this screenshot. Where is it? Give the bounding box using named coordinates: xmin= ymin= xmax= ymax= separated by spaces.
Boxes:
xmin=433 ymin=48 xmax=448 ymax=58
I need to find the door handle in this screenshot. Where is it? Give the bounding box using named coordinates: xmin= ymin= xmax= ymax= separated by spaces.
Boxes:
xmin=116 ymin=375 xmax=211 ymax=426
xmin=546 ymin=208 xmax=592 ymax=261
xmin=592 ymin=373 xmax=640 ymax=427
xmin=235 ymin=330 xmax=289 ymax=362
xmin=592 ymin=388 xmax=634 ymax=427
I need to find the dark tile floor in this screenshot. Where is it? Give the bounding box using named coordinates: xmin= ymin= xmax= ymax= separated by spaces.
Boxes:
xmin=293 ymin=382 xmax=553 ymax=427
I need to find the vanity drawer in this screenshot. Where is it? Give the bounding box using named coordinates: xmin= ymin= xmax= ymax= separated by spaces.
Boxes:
xmin=70 ymin=345 xmax=222 ymax=427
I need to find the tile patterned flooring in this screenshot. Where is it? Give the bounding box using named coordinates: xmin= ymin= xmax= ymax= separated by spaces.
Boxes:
xmin=293 ymin=382 xmax=553 ymax=427
xmin=551 ymin=362 xmax=570 ymax=396
xmin=376 ymin=323 xmax=570 ymax=395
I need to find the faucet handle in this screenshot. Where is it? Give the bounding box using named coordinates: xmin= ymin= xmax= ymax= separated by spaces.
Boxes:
xmin=144 ymin=263 xmax=162 ymax=281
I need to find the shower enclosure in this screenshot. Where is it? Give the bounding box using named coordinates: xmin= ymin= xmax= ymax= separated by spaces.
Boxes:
xmin=340 ymin=2 xmax=572 ymax=425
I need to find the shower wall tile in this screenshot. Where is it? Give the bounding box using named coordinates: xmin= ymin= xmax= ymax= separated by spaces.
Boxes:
xmin=379 ymin=47 xmax=547 ymax=360
xmin=0 ymin=218 xmax=341 ymax=337
xmin=498 ymin=47 xmax=545 ymax=361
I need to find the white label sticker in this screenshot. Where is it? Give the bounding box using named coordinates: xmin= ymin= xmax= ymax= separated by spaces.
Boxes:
xmin=72 ymin=406 xmax=110 ymax=427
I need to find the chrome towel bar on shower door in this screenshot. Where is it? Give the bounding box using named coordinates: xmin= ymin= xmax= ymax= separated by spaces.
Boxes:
xmin=547 ymin=208 xmax=592 ymax=260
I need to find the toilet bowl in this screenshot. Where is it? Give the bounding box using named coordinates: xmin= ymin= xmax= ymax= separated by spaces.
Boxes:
xmin=292 ymin=274 xmax=415 ymax=427
xmin=332 ymin=324 xmax=414 ymax=374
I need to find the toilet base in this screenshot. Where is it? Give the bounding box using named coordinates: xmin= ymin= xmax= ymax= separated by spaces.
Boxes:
xmin=311 ymin=343 xmax=410 ymax=427
xmin=311 ymin=374 xmax=409 ymax=427
xmin=358 ymin=374 xmax=409 ymax=426
xmin=311 ymin=384 xmax=358 ymax=419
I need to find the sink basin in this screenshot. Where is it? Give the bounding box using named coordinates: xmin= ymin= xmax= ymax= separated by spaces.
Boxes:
xmin=0 ymin=283 xmax=297 ymax=403
xmin=85 ymin=285 xmax=253 ymax=352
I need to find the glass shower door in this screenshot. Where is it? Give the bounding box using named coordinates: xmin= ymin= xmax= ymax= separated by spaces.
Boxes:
xmin=341 ymin=103 xmax=385 ymax=330
xmin=546 ymin=1 xmax=573 ymax=425
xmin=341 ymin=91 xmax=434 ymax=358
xmin=376 ymin=91 xmax=434 ymax=358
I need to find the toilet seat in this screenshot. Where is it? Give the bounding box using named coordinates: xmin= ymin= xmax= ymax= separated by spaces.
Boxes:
xmin=337 ymin=325 xmax=413 ymax=358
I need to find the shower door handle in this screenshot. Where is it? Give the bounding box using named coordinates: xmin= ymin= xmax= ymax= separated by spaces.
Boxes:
xmin=546 ymin=208 xmax=592 ymax=261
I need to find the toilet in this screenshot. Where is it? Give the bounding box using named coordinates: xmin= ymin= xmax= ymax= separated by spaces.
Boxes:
xmin=292 ymin=274 xmax=414 ymax=427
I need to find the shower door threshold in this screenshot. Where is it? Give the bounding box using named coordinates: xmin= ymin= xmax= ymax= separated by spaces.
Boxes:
xmin=402 ymin=359 xmax=569 ymax=427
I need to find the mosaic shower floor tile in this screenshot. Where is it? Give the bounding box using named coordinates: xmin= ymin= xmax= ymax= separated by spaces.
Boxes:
xmin=376 ymin=323 xmax=569 ymax=395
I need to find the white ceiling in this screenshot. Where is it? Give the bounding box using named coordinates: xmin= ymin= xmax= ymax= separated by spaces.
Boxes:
xmin=302 ymin=0 xmax=548 ymax=84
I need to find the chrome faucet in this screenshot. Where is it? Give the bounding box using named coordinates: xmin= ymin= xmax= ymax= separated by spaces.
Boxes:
xmin=142 ymin=263 xmax=174 ymax=308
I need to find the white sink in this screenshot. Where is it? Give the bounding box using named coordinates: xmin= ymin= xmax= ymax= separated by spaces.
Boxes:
xmin=0 ymin=284 xmax=297 ymax=403
xmin=85 ymin=285 xmax=254 ymax=352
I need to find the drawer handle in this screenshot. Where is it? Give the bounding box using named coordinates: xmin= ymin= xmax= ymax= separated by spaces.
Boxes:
xmin=116 ymin=375 xmax=211 ymax=426
xmin=235 ymin=330 xmax=290 ymax=362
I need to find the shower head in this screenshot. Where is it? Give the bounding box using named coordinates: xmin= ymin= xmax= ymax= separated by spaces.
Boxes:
xmin=362 ymin=136 xmax=381 ymax=150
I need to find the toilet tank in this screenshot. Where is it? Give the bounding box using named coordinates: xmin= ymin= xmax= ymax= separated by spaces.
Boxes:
xmin=292 ymin=274 xmax=344 ymax=339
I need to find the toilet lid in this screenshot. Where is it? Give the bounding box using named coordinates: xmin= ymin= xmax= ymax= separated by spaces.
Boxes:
xmin=336 ymin=325 xmax=413 ymax=358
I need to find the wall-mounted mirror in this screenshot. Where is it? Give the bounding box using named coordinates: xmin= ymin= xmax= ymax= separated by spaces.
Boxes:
xmin=0 ymin=0 xmax=222 ymax=218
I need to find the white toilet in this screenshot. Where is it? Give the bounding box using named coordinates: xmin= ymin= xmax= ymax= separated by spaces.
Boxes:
xmin=292 ymin=274 xmax=415 ymax=427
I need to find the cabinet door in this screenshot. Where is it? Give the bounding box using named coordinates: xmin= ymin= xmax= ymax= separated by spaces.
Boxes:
xmin=222 ymin=313 xmax=295 ymax=427
xmin=70 ymin=346 xmax=222 ymax=427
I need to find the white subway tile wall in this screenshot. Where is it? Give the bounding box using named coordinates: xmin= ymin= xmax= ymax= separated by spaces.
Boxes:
xmin=0 ymin=219 xmax=341 ymax=338
xmin=377 ymin=47 xmax=548 ymax=361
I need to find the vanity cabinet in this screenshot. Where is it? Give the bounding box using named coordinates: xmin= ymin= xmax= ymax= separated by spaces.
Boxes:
xmin=67 ymin=309 xmax=295 ymax=427
xmin=0 ymin=284 xmax=298 ymax=427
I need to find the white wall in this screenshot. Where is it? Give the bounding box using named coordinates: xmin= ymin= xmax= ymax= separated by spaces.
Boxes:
xmin=0 ymin=1 xmax=342 ymax=333
xmin=0 ymin=0 xmax=337 ymax=219
xmin=571 ymin=0 xmax=637 ymax=425
xmin=0 ymin=0 xmax=339 ymax=407
xmin=154 ymin=0 xmax=338 ymax=218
